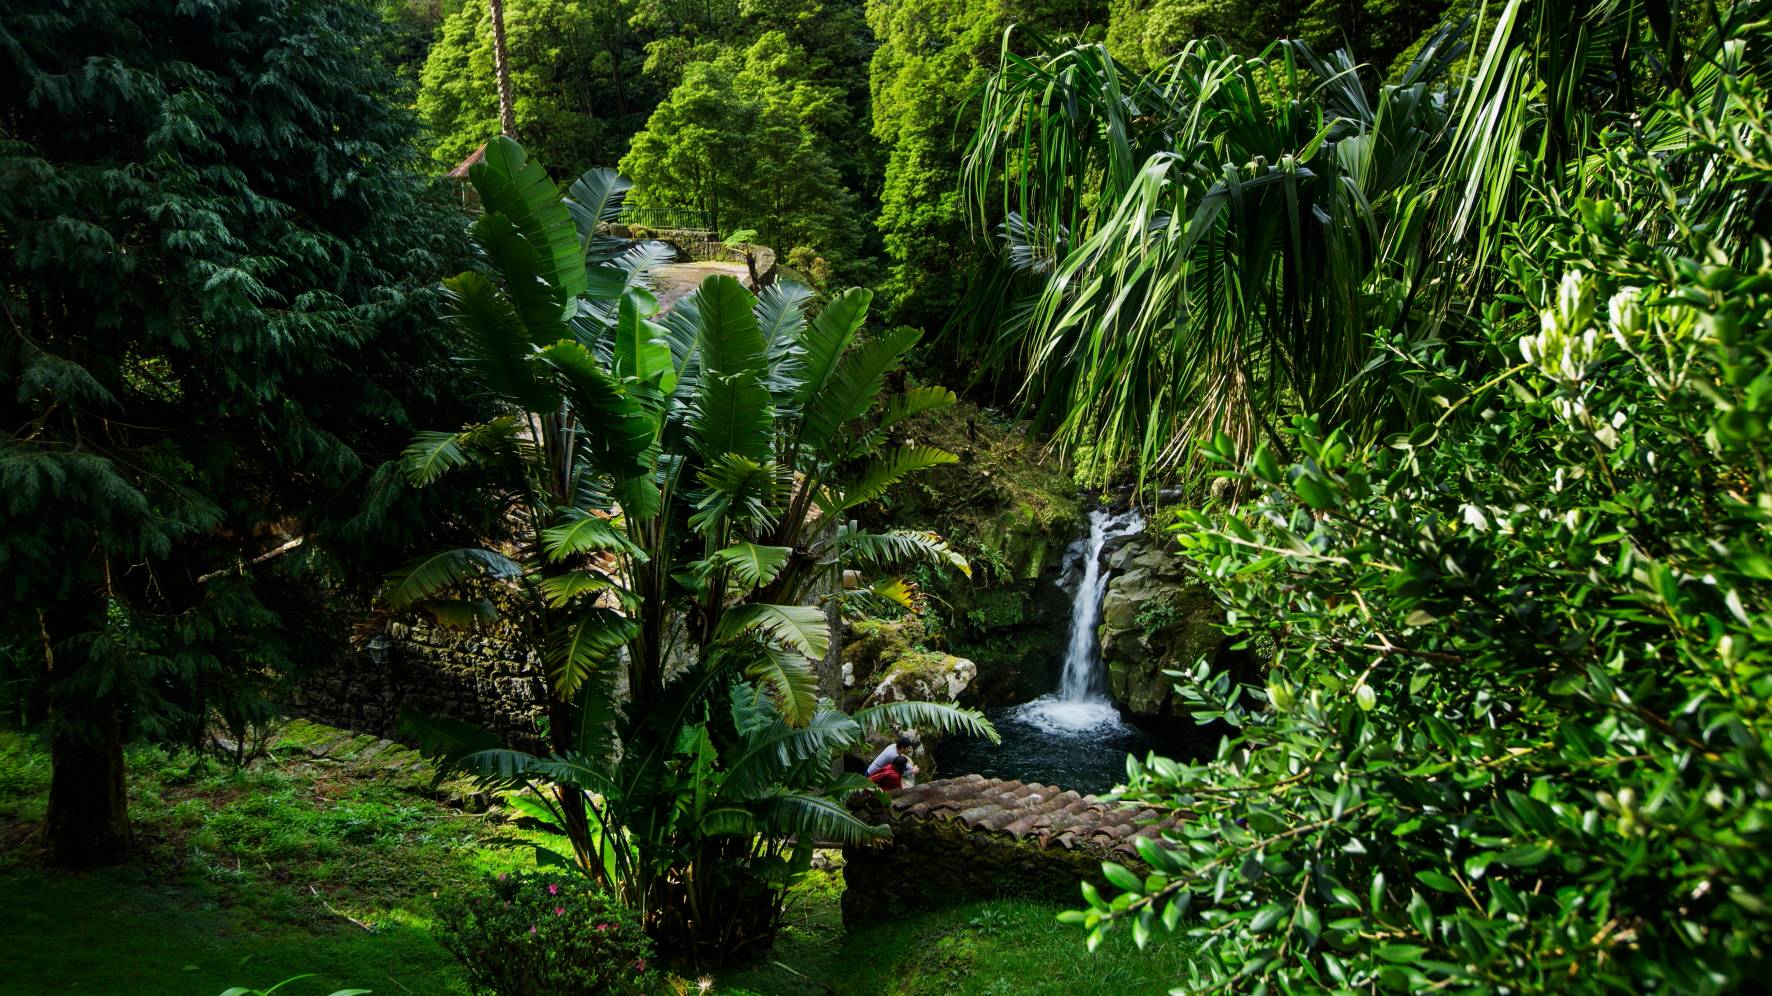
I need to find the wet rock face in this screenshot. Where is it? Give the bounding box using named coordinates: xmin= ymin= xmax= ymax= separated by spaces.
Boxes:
xmin=1097 ymin=532 xmax=1234 ymax=719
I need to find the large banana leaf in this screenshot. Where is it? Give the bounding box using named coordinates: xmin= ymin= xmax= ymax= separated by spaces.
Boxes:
xmin=613 ymin=287 xmax=676 ymax=392
xmin=692 ymin=274 xmax=765 ymax=376
xmin=471 ymin=136 xmax=585 ymax=311
xmin=750 ymin=791 xmax=886 ymax=844
xmin=720 ymin=708 xmax=861 ymax=799
xmin=398 ymin=709 xmax=541 ymax=789
xmin=540 ymin=512 xmax=644 ymax=562
xmin=834 ymin=445 xmax=959 ymax=511
xmin=710 ymin=542 xmax=793 ymax=589
xmin=472 ymin=212 xmax=568 ymax=338
xmin=401 ymin=417 xmax=519 ymax=486
xmin=834 ymin=524 xmax=971 ymax=578
xmin=534 ymin=340 xmax=658 ymax=477
xmin=689 ymin=454 xmax=786 ymax=532
xmin=548 ymin=607 xmax=639 ymax=698
xmin=852 ymin=700 xmax=1000 ymax=744
xmin=741 ymin=646 xmax=819 ymax=727
xmin=799 ymin=325 xmax=921 ymax=454
xmin=691 ymin=370 xmax=773 ymax=462
xmin=564 ymin=166 xmax=632 ymax=251
xmin=789 ymin=287 xmax=872 ymax=409
xmin=441 ymin=272 xmax=556 ymax=411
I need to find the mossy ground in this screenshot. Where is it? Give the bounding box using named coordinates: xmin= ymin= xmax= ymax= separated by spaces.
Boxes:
xmin=2 ymin=722 xmax=1191 ymax=995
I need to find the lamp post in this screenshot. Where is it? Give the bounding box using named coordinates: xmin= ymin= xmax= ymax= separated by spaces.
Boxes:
xmin=367 ymin=633 xmax=393 ymax=666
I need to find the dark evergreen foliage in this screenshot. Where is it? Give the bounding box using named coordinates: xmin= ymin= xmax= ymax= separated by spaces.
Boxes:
xmin=0 ymin=0 xmax=474 ymax=864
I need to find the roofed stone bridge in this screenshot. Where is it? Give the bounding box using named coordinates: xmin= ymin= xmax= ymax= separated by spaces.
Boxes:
xmin=841 ymin=773 xmax=1185 ymax=924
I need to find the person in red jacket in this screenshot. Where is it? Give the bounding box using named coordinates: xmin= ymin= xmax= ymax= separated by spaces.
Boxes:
xmin=868 ymin=755 xmax=909 ymax=791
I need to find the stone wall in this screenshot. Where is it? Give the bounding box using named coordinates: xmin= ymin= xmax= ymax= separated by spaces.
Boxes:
xmin=599 ymin=224 xmax=778 ymax=286
xmin=842 ymin=774 xmax=1179 ymax=925
xmin=289 ymin=613 xmax=547 ymax=751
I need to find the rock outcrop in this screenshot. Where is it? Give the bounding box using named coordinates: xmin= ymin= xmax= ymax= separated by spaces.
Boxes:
xmin=1097 ymin=531 xmax=1237 ymax=719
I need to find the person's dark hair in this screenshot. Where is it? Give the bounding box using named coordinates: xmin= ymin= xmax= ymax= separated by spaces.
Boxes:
xmin=890 ymin=755 xmax=909 ymax=774
xmin=895 ymin=734 xmax=913 ymax=750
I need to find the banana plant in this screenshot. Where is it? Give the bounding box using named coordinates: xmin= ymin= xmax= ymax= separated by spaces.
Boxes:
xmin=384 ymin=138 xmax=995 ymax=965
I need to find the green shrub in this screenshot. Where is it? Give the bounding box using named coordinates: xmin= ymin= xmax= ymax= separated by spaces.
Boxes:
xmin=1070 ymin=13 xmax=1772 ymax=992
xmin=434 ymin=873 xmax=659 ymax=996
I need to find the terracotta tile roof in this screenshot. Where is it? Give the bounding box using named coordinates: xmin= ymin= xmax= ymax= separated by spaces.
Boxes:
xmin=883 ymin=775 xmax=1184 ymax=860
xmin=448 ymin=143 xmax=488 ymax=180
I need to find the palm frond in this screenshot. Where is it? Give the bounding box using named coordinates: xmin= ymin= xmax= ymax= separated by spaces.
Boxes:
xmin=711 ymin=542 xmax=793 ymax=589
xmin=851 ymin=700 xmax=1000 ymax=744
xmin=383 ymin=547 xmax=522 ymax=610
xmin=713 ymin=603 xmax=830 ymax=660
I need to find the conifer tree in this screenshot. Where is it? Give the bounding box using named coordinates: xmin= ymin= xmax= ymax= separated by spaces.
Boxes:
xmin=0 ymin=0 xmax=469 ymax=865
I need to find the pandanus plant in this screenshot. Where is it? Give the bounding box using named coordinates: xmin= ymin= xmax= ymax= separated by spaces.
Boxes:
xmin=385 ymin=138 xmax=995 ymax=964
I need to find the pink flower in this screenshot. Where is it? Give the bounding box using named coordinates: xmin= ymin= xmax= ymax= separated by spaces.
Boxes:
xmin=595 ymin=922 xmax=609 ymax=932
xmin=554 ymin=906 xmax=566 ymax=916
xmin=496 ymin=873 xmax=507 ymax=881
xmin=529 ymin=925 xmax=537 ymax=935
xmin=548 ymin=883 xmax=559 ymax=896
xmin=634 ymin=959 xmax=647 ymax=972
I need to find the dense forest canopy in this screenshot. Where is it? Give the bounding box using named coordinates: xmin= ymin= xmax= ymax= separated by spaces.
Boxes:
xmin=5 ymin=0 xmax=1771 ymax=993
xmin=0 ymin=0 xmax=480 ymax=865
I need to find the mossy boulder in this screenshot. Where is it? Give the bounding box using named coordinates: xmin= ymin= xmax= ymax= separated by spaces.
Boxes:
xmin=1098 ymin=534 xmax=1241 ymax=719
xmin=865 ymin=650 xmax=978 ymax=706
xmin=840 ymin=615 xmax=978 ymax=777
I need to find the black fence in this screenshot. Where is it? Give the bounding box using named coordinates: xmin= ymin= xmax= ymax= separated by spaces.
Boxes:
xmin=621 ymin=208 xmax=716 ymax=234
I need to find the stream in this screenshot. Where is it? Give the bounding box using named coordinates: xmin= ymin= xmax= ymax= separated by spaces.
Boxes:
xmin=935 ymin=508 xmax=1174 ymax=795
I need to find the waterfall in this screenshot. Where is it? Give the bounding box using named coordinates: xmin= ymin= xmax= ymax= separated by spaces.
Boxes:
xmin=1007 ymin=506 xmax=1144 ymax=733
xmin=1057 ymin=507 xmax=1145 ymax=701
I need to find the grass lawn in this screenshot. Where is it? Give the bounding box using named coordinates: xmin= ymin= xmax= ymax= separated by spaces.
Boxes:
xmin=0 ymin=723 xmax=526 ymax=995
xmin=2 ymin=723 xmax=1191 ymax=995
xmin=717 ymin=869 xmax=1193 ymax=996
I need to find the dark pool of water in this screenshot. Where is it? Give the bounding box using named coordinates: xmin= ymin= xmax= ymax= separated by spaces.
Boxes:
xmin=933 ymin=694 xmax=1180 ymax=796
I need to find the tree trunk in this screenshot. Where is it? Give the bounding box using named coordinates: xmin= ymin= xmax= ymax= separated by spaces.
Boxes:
xmin=41 ymin=595 xmax=132 ymax=867
xmin=46 ymin=695 xmax=131 ymax=866
xmin=488 ymin=0 xmax=517 ymax=139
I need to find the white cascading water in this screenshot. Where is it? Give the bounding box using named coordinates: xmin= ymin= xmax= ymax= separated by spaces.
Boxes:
xmin=1010 ymin=506 xmax=1145 ymax=733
